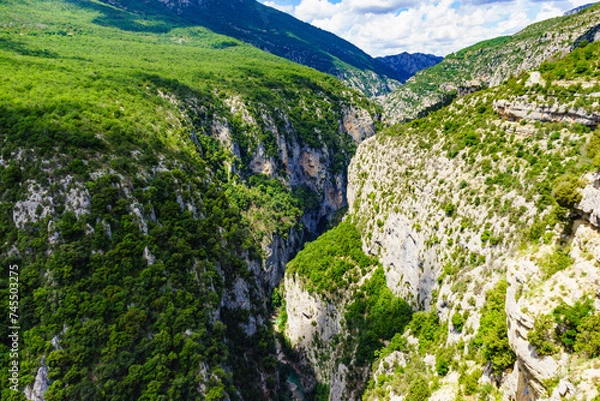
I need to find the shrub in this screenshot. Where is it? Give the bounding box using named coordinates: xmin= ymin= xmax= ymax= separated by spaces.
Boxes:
xmin=574 ymin=314 xmax=600 ymax=358
xmin=460 ymin=368 xmax=482 ymax=395
xmin=407 ymin=376 xmax=431 ymax=401
xmin=586 ymin=130 xmax=600 ymax=168
xmin=553 ymin=298 xmax=593 ymax=351
xmin=436 ymin=347 xmax=454 ymax=376
xmin=528 ymin=314 xmax=559 ymax=356
xmin=315 ymin=383 xmax=330 ymax=401
xmin=473 ymin=280 xmax=515 ymax=374
xmin=409 ymin=312 xmax=443 ymax=353
xmin=443 ymin=202 xmax=456 ymax=217
xmin=452 ymin=312 xmax=465 ymax=333
xmin=387 ymin=333 xmax=409 ymax=353
xmin=538 ymin=246 xmax=573 ymax=279
xmin=552 ymin=174 xmax=582 ymax=208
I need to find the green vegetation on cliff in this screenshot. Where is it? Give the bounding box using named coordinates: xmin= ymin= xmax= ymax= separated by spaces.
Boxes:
xmin=472 ymin=280 xmax=515 ymax=374
xmin=344 ymin=268 xmax=413 ymax=365
xmin=529 ymin=297 xmax=600 ymax=359
xmin=286 ymin=221 xmax=378 ymax=298
xmin=284 ymin=221 xmax=413 ymax=397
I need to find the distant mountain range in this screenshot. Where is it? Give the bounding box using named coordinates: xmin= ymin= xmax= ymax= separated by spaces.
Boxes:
xmin=376 ymin=52 xmax=443 ymax=83
xmin=564 ymin=2 xmax=596 ymax=16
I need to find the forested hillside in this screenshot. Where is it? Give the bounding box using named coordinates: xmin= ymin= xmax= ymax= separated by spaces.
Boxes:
xmin=89 ymin=0 xmax=399 ymax=96
xmin=0 ymin=1 xmax=378 ymax=400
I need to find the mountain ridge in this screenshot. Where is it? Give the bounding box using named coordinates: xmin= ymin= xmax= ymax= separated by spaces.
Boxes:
xmin=383 ymin=3 xmax=600 ymax=123
xmin=564 ymin=2 xmax=596 ymax=16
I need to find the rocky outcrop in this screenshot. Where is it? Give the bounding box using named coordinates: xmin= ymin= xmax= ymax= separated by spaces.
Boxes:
xmin=215 ymin=96 xmax=376 ymax=239
xmin=347 ymin=132 xmax=524 ymax=307
xmin=573 ymin=22 xmax=600 ymax=48
xmin=342 ymin=106 xmax=377 ymax=144
xmin=257 ymin=231 xmax=303 ymax=293
xmin=12 ymin=182 xmax=55 ymax=229
xmin=285 ymin=275 xmax=342 ymax=358
xmin=283 ymin=261 xmax=377 ymax=401
xmin=498 ymin=175 xmax=600 ymax=401
xmin=364 ymin=213 xmax=435 ymax=303
xmin=338 ymin=70 xmax=400 ymax=98
xmin=493 ymin=98 xmax=600 ymax=127
xmin=284 ymin=274 xmax=347 ymax=398
xmin=24 ymin=358 xmax=49 ymax=401
xmin=577 ymin=174 xmax=600 ymax=227
xmin=505 ymin=259 xmax=561 ymax=398
xmin=504 ymin=217 xmax=600 ymax=401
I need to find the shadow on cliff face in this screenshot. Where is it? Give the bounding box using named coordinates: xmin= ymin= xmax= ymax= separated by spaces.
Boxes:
xmin=572 ymin=22 xmax=600 ymax=49
xmin=316 ymin=215 xmax=329 ymax=236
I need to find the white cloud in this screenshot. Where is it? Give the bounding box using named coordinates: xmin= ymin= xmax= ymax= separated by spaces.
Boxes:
xmin=261 ymin=0 xmax=589 ymax=56
xmin=263 ymin=1 xmax=295 ymax=13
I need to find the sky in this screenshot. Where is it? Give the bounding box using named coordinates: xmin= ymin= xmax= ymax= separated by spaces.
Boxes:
xmin=260 ymin=0 xmax=595 ymax=56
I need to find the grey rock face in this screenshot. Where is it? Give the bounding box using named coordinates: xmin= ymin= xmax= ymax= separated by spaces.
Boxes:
xmin=577 ymin=174 xmax=600 ymax=227
xmin=24 ymin=358 xmax=49 ymax=401
xmin=284 ymin=273 xmax=366 ymax=401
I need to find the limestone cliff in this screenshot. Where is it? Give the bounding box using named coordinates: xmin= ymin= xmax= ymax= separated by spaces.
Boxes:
xmin=215 ymin=94 xmax=376 ymax=291
xmin=283 ymin=41 xmax=600 ymax=401
xmin=503 ymin=177 xmax=600 ymax=401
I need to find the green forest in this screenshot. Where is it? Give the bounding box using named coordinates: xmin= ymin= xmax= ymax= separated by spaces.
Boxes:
xmin=0 ymin=0 xmax=376 ymax=399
